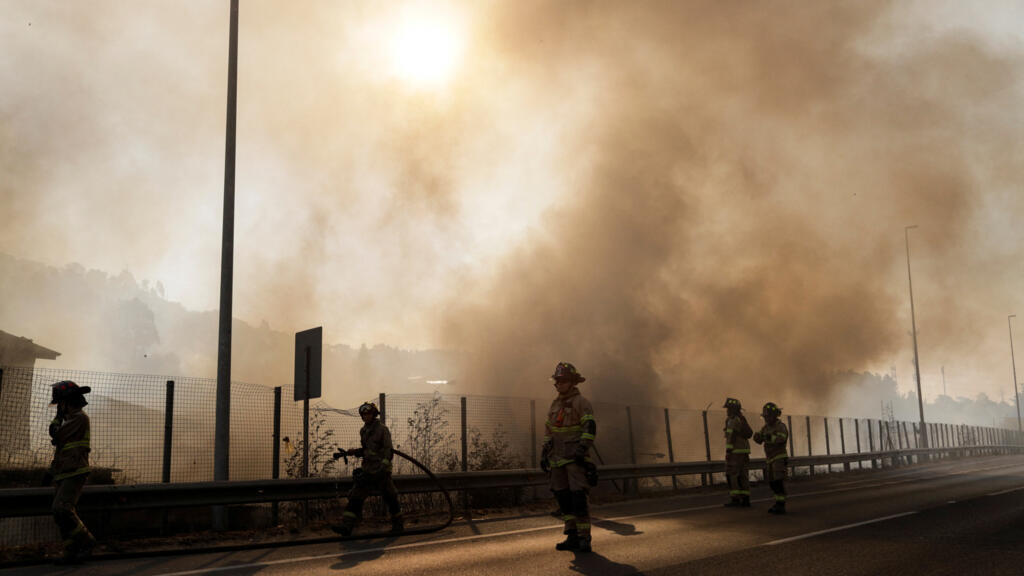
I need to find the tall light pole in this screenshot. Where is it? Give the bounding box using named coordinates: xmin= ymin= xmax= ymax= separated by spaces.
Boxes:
xmin=214 ymin=0 xmax=239 ymax=530
xmin=905 ymin=225 xmax=927 ymax=448
xmin=1008 ymin=315 xmax=1021 ymax=431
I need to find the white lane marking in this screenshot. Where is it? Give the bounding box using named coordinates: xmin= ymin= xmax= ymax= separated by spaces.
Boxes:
xmin=987 ymin=485 xmax=1024 ymax=496
xmin=762 ymin=511 xmax=918 ymax=546
xmin=146 ymin=460 xmax=1024 ymax=576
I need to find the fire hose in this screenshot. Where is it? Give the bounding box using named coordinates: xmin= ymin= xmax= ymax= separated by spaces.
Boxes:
xmin=328 ymin=446 xmax=455 ymax=540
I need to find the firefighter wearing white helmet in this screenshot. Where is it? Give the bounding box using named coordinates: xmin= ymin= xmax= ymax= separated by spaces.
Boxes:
xmin=541 ymin=362 xmax=596 ymax=553
xmin=722 ymin=398 xmax=753 ymax=508
xmin=753 ymin=402 xmax=789 ymax=514
xmin=331 ymin=402 xmax=403 ymax=536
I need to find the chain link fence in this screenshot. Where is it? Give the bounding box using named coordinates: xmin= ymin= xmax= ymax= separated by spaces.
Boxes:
xmin=3 ymin=365 xmax=1024 ymax=548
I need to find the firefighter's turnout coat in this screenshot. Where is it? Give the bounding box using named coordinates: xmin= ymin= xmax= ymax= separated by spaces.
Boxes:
xmin=50 ymin=409 xmax=91 ymax=482
xmin=755 ymin=420 xmax=790 ymax=481
xmin=358 ymin=419 xmax=394 ymax=475
xmin=544 ymin=388 xmax=596 ymax=470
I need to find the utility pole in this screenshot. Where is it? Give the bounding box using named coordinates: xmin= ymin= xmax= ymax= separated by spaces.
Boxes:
xmin=214 ymin=0 xmax=240 ymax=531
xmin=905 ymin=225 xmax=927 ymax=449
xmin=1009 ymin=315 xmax=1021 ymax=431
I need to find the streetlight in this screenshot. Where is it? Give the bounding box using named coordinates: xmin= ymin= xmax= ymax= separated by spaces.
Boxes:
xmin=905 ymin=225 xmax=927 ymax=449
xmin=1008 ymin=315 xmax=1021 ymax=431
xmin=214 ymin=0 xmax=240 ymax=531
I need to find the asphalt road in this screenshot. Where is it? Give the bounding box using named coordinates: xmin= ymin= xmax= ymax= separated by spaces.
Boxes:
xmin=7 ymin=454 xmax=1024 ymax=576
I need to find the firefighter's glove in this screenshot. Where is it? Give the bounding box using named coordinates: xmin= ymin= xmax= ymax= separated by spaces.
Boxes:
xmin=350 ymin=448 xmax=365 ymax=458
xmin=541 ymin=458 xmax=551 ymax=473
xmin=753 ymin=432 xmax=764 ymax=444
xmin=572 ymin=444 xmax=588 ymax=464
xmin=584 ymin=462 xmax=599 ymax=486
xmin=48 ymin=418 xmax=61 ymax=440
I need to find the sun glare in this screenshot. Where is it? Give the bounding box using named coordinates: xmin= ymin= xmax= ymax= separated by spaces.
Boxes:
xmin=389 ymin=14 xmax=463 ymax=89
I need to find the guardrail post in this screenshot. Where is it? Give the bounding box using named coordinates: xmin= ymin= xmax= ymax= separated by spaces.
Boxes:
xmin=787 ymin=415 xmax=795 ymax=478
xmin=664 ymin=408 xmax=677 ymax=491
xmin=854 ymin=419 xmax=862 ymax=469
xmin=163 ymin=380 xmax=175 ymax=483
xmin=379 ymin=392 xmax=386 ymax=426
xmin=806 ymin=416 xmax=814 ymax=476
xmin=702 ymin=410 xmax=712 ymax=486
xmin=530 ymin=400 xmax=537 ymax=468
xmin=272 ymin=386 xmax=281 ymax=526
xmin=839 ymin=418 xmax=849 ymax=472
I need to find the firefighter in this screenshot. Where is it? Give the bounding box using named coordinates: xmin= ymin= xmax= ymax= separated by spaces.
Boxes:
xmin=47 ymin=380 xmax=96 ymax=564
xmin=753 ymin=402 xmax=789 ymax=514
xmin=541 ymin=362 xmax=596 ymax=553
xmin=722 ymin=398 xmax=753 ymax=507
xmin=331 ymin=402 xmax=404 ymax=536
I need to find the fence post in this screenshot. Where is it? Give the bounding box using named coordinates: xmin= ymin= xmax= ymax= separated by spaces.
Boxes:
xmin=839 ymin=419 xmax=849 ymax=472
xmin=806 ymin=416 xmax=814 ymax=476
xmin=868 ymin=419 xmax=876 ymax=469
xmin=664 ymin=408 xmax=677 ymax=491
xmin=461 ymin=396 xmax=469 ymax=513
xmin=626 ymin=406 xmax=637 ymax=495
xmin=824 ymin=417 xmax=832 ymax=473
xmin=855 ymin=419 xmax=862 ymax=469
xmin=530 ymin=400 xmax=537 ymax=468
xmin=163 ymin=381 xmax=175 ymax=483
xmin=787 ymin=415 xmax=795 ymax=478
xmin=702 ymin=410 xmax=712 ymax=486
xmin=272 ymin=386 xmax=281 ymax=526
xmin=379 ymin=392 xmax=386 ymax=426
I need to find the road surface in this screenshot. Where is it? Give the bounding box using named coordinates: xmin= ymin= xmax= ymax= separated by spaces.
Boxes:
xmin=6 ymin=454 xmax=1024 ymax=575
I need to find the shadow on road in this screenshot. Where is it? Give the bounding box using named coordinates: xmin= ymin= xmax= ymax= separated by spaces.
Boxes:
xmin=329 ymin=536 xmax=397 ymax=571
xmin=570 ymin=551 xmax=644 ymax=575
xmin=592 ymin=518 xmax=643 ymax=537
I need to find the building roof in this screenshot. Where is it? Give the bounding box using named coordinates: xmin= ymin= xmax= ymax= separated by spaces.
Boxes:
xmin=0 ymin=329 xmax=61 ymax=361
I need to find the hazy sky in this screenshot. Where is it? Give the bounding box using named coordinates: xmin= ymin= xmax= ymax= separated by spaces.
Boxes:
xmin=2 ymin=1 xmax=1024 ymax=408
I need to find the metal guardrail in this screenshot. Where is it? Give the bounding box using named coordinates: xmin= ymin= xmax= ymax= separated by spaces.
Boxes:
xmin=2 ymin=445 xmax=1021 ymax=519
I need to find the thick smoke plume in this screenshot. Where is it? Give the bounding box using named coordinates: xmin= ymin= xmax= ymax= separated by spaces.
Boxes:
xmin=2 ymin=2 xmax=1024 ymax=414
xmin=440 ymin=1 xmax=1024 ymax=409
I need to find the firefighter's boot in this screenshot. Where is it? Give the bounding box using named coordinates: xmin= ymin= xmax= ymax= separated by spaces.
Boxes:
xmin=741 ymin=495 xmax=751 ymax=508
xmin=391 ymin=516 xmax=405 ymax=534
xmin=768 ymin=501 xmax=786 ymax=515
xmin=577 ymin=535 xmax=592 ymax=553
xmin=75 ymin=532 xmax=96 ymax=562
xmin=555 ymin=530 xmax=580 ymax=551
xmin=724 ymin=497 xmax=743 ymax=508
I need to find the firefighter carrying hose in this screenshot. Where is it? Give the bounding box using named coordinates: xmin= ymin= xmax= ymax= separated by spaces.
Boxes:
xmin=331 ymin=402 xmax=404 ymax=536
xmin=722 ymin=398 xmax=753 ymax=508
xmin=753 ymin=402 xmax=790 ymax=514
xmin=47 ymin=380 xmax=96 ymax=564
xmin=541 ymin=362 xmax=596 ymax=553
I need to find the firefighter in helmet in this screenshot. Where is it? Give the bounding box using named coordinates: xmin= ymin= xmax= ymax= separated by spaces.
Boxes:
xmin=47 ymin=380 xmax=96 ymax=563
xmin=541 ymin=362 xmax=596 ymax=553
xmin=753 ymin=402 xmax=789 ymax=514
xmin=331 ymin=402 xmax=403 ymax=536
xmin=722 ymin=398 xmax=753 ymax=507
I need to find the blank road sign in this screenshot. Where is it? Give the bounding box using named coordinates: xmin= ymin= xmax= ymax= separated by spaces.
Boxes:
xmin=294 ymin=327 xmax=322 ymax=401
